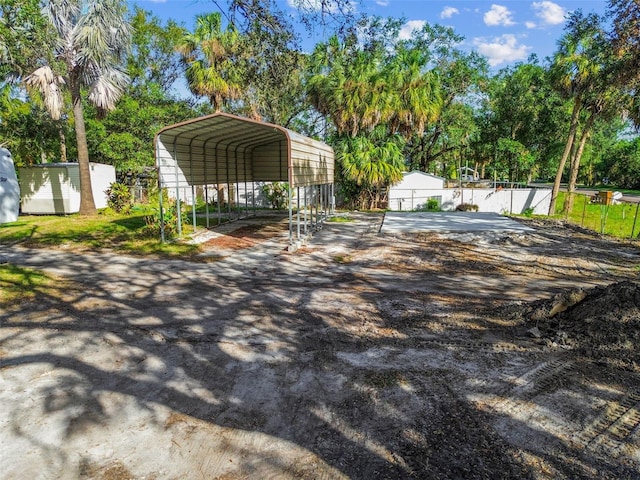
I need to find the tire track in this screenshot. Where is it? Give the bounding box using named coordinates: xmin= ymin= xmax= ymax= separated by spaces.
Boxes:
xmin=414 ymin=338 xmax=541 ymax=354
xmin=575 ymin=390 xmax=640 ymax=454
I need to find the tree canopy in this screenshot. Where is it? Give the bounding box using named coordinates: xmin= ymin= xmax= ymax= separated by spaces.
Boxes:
xmin=1 ymin=0 xmax=638 ymax=213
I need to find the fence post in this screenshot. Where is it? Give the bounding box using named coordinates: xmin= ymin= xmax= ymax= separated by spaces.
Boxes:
xmin=631 ymin=202 xmax=640 ymax=239
xmin=600 ymin=204 xmax=609 ymax=234
xmin=581 ymin=193 xmax=587 ymax=226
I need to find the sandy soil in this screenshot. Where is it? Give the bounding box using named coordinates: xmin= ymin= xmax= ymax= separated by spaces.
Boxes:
xmin=1 ymin=213 xmax=639 ymax=479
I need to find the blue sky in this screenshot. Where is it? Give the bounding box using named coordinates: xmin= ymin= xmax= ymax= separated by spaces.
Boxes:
xmin=129 ymin=0 xmax=608 ymax=68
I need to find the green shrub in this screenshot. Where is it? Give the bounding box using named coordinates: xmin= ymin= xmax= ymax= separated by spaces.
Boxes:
xmin=105 ymin=182 xmax=133 ymax=214
xmin=416 ymin=198 xmax=441 ymax=212
xmin=143 ymin=201 xmax=178 ymax=238
xmin=261 ymin=182 xmax=289 ymax=209
xmin=141 ymin=189 xmax=187 ymax=239
xmin=455 ymin=203 xmax=479 ymax=212
xmin=426 ymin=198 xmax=440 ymax=211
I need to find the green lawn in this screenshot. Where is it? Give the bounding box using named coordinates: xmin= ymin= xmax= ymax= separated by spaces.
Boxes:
xmin=551 ymin=192 xmax=640 ymax=239
xmin=0 ymin=264 xmax=60 ymax=304
xmin=0 ymin=211 xmax=201 ymax=258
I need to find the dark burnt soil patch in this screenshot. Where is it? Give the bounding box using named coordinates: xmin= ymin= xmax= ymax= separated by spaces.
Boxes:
xmin=503 ymin=281 xmax=640 ymax=371
xmin=201 ymin=221 xmax=288 ymax=250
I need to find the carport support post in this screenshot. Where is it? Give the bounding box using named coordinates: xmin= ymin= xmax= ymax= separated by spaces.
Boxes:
xmin=288 ymin=185 xmax=294 ymax=245
xmin=252 ymin=181 xmax=256 ymax=212
xmin=176 ymin=187 xmax=182 ymax=237
xmin=322 ymin=184 xmax=326 ymax=219
xmin=205 ymin=186 xmax=210 ymax=228
xmin=296 ymin=187 xmax=301 ymax=241
xmin=324 ymin=184 xmax=328 ymax=219
xmin=189 ymin=144 xmax=196 ymax=233
xmin=330 ymin=183 xmax=335 ymax=215
xmin=217 ymin=187 xmax=222 ymax=225
xmin=191 ymin=185 xmax=197 ymax=233
xmin=204 ymin=146 xmax=210 ymax=228
xmin=304 ymin=187 xmax=308 ymax=235
xmin=244 ymin=179 xmax=248 ymax=217
xmin=236 ymin=181 xmax=240 ymax=218
xmin=173 ymin=147 xmax=182 ymax=237
xmin=159 ymin=182 xmax=165 ymax=243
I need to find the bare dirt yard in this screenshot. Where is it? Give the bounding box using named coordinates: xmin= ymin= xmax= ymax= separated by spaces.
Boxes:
xmin=1 ymin=212 xmax=640 ymax=479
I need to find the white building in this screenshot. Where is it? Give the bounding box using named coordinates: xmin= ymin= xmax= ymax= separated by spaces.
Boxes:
xmin=19 ymin=162 xmax=116 ymax=214
xmin=387 ymin=170 xmax=551 ymax=215
xmin=387 ymin=171 xmax=446 ymax=211
xmin=0 ymin=148 xmax=19 ymax=224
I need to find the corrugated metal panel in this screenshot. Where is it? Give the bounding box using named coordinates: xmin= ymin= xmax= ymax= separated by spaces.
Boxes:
xmin=155 ymin=112 xmax=334 ymax=189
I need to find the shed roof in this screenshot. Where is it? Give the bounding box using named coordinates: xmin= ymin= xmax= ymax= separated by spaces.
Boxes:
xmin=155 ymin=112 xmax=334 ymax=189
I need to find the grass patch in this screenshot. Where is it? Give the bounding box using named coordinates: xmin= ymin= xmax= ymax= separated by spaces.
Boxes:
xmin=551 ymin=192 xmax=640 ymax=239
xmin=327 ymin=215 xmax=355 ymax=223
xmin=0 ymin=211 xmax=203 ymax=259
xmin=0 ymin=264 xmax=60 ymax=304
xmin=587 ymin=185 xmax=640 ymax=196
xmin=333 ymin=254 xmax=352 ymax=264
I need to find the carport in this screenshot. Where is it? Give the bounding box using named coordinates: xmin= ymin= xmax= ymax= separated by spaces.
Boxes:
xmin=155 ymin=113 xmax=335 ymax=245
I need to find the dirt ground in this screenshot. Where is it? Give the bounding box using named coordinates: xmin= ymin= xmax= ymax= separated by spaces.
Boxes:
xmin=1 ymin=212 xmax=640 ymax=479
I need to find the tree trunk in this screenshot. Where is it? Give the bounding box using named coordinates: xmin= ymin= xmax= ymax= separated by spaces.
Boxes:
xmin=423 ymin=126 xmax=442 ymax=170
xmin=563 ymin=112 xmax=595 ymax=214
xmin=59 ymin=124 xmax=67 ymax=163
xmin=548 ymin=96 xmax=582 ymax=215
xmin=71 ymin=79 xmax=97 ymax=215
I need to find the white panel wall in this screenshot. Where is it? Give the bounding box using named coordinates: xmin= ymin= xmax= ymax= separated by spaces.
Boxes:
xmin=19 ymin=163 xmax=115 ymax=214
xmin=387 ymin=187 xmax=552 ymax=215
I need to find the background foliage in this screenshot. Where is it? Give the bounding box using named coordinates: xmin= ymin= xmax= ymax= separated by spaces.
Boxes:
xmin=1 ymin=0 xmax=639 ymax=211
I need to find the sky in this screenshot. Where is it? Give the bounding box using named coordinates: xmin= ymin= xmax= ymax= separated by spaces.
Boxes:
xmin=128 ymin=0 xmax=609 ymax=69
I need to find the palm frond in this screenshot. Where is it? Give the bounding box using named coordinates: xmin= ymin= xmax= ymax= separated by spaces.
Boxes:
xmin=87 ymin=67 xmax=128 ymax=110
xmin=23 ymin=66 xmax=65 ymax=120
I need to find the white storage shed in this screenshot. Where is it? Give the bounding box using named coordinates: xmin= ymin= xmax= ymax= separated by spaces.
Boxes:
xmin=387 ymin=171 xmax=446 ymax=211
xmin=19 ymin=162 xmax=116 ymax=214
xmin=0 ymin=148 xmax=20 ymax=224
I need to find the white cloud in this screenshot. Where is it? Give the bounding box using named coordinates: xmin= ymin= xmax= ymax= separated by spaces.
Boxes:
xmin=484 ymin=4 xmax=516 ymax=26
xmin=525 ymin=21 xmax=537 ymax=29
xmin=474 ymin=34 xmax=531 ymax=66
xmin=399 ymin=20 xmax=426 ymax=40
xmin=532 ymin=1 xmax=566 ymax=25
xmin=376 ymin=0 xmax=390 ymax=6
xmin=440 ymin=6 xmax=460 ymax=19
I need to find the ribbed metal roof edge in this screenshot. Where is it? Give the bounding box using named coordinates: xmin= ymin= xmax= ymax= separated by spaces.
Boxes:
xmin=155 ymin=112 xmax=333 ymax=154
xmin=156 ymin=112 xmax=290 ymax=142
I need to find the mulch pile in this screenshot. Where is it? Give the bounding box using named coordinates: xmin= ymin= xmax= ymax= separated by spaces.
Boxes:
xmin=505 ymin=281 xmax=640 ymax=370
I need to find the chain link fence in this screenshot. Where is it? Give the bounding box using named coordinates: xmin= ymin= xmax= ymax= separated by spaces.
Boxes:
xmin=560 ymin=191 xmax=640 ymax=239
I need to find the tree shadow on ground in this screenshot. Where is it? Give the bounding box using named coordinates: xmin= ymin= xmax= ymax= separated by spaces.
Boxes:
xmin=1 ymin=216 xmax=639 ymax=478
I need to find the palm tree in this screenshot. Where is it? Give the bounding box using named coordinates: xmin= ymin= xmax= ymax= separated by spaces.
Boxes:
xmin=24 ymin=0 xmax=131 ymax=215
xmin=337 ymin=126 xmax=405 ymax=209
xmin=177 ymin=12 xmax=242 ymax=111
xmin=547 ymin=12 xmax=605 ymax=215
xmin=384 ymin=46 xmax=442 ymax=139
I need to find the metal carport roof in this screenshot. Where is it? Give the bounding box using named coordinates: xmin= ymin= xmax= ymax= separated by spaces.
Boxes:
xmin=155 ymin=112 xmax=334 ymax=188
xmin=154 ymin=112 xmax=335 ymax=246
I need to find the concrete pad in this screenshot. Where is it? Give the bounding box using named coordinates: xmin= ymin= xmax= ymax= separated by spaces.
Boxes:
xmin=381 ymin=212 xmax=534 ymax=233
